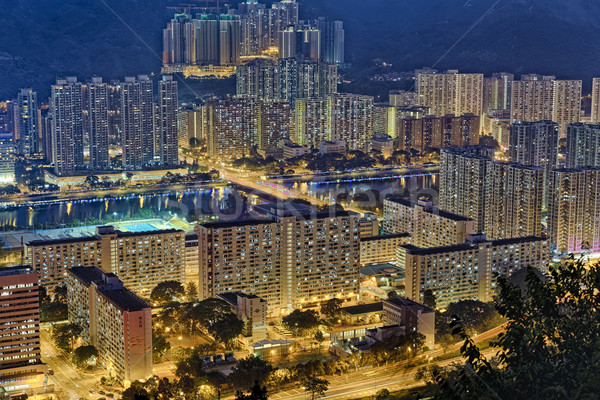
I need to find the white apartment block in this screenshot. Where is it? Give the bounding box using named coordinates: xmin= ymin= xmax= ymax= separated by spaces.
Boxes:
xmin=26 ymin=226 xmax=185 ymax=296
xmin=398 ymin=235 xmax=549 ymax=309
xmin=383 ymin=198 xmax=475 ymax=248
xmin=198 ymin=205 xmax=360 ymax=315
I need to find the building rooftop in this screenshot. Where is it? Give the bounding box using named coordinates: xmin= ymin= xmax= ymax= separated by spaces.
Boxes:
xmin=385 ymin=297 xmax=434 ymax=313
xmin=69 ymin=266 xmax=105 ymax=286
xmin=399 ymin=243 xmax=474 ymax=256
xmin=340 ymin=302 xmax=383 ymax=315
xmin=360 ymin=263 xmax=404 ymax=277
xmin=98 ymin=288 xmax=150 ymax=312
xmin=385 ymin=197 xmax=472 ymax=221
xmin=360 ymin=233 xmax=410 ymax=242
xmin=27 ymin=235 xmax=100 ymax=247
xmin=199 ymin=219 xmax=276 ymax=229
xmin=218 ymin=291 xmax=265 ymax=306
xmin=0 ymin=265 xmax=36 ymax=277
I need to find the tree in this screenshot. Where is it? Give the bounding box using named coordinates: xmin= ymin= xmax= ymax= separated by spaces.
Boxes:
xmin=185 ymin=282 xmax=199 ymax=303
xmin=282 ymin=309 xmax=321 ymax=336
xmin=374 ymin=388 xmax=392 ymax=400
xmin=52 ymin=323 xmax=83 ymax=353
xmin=301 ymin=375 xmax=329 ymax=400
xmin=209 ymin=312 xmax=244 ymax=347
xmin=314 ymin=331 xmax=325 ymax=347
xmin=152 ymin=331 xmax=171 ymax=362
xmin=433 ymin=259 xmax=600 ymax=399
xmin=85 ymin=174 xmax=100 ymax=188
xmin=422 ymin=289 xmax=436 ymax=309
xmin=150 ymin=281 xmax=185 ymax=305
xmin=320 ymin=298 xmax=343 ymax=322
xmin=72 ymin=345 xmax=98 ymax=366
xmin=229 ymin=356 xmax=274 ymax=390
xmin=54 ymin=285 xmax=67 ymax=303
xmin=235 ymin=381 xmax=268 ymax=400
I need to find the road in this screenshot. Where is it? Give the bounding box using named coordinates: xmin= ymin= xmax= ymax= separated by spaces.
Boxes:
xmin=40 ymin=328 xmax=108 ymax=400
xmin=225 ymin=325 xmax=505 ymax=400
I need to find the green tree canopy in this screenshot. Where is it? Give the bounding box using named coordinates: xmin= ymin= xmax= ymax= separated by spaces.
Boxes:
xmin=52 ymin=323 xmax=83 ymax=353
xmin=430 ymin=258 xmax=600 ymax=399
xmin=235 ymin=381 xmax=269 ymax=400
xmin=282 ymin=309 xmax=321 ymax=336
xmin=320 ymin=298 xmax=343 ymax=321
xmin=72 ymin=345 xmax=98 ymax=366
xmin=229 ymin=356 xmax=274 ymax=390
xmin=301 ymin=375 xmax=329 ymax=400
xmin=150 ymin=281 xmax=185 ymax=305
xmin=422 ymin=289 xmax=437 ymax=309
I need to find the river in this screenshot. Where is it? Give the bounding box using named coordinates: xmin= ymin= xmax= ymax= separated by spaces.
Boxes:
xmin=0 ymin=172 xmax=439 ymax=229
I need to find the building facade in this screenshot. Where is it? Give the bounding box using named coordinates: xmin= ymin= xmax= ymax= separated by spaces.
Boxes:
xmin=566 ymin=123 xmax=600 ymax=168
xmin=398 ymin=236 xmax=549 ymax=309
xmin=383 ymin=198 xmax=475 ymax=247
xmin=0 ymin=266 xmax=47 ymax=395
xmin=67 ymin=267 xmax=152 ymax=387
xmin=548 ymin=167 xmax=600 ymax=254
xmin=198 ymin=206 xmax=360 ymax=315
xmin=26 ymin=226 xmax=185 ymax=295
xmin=359 ymin=233 xmax=410 ymax=266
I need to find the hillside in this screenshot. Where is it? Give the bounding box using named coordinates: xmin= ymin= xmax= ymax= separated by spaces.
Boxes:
xmin=1 ymin=0 xmax=600 ymax=99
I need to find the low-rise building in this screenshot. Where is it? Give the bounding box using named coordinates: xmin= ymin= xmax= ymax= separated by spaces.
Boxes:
xmin=383 ymin=297 xmax=435 ymax=349
xmin=318 ymin=140 xmax=346 ymax=155
xmin=339 ymin=302 xmax=383 ymax=325
xmin=367 ymin=135 xmax=394 ymax=158
xmin=67 ymin=267 xmax=152 ymax=387
xmin=217 ymin=292 xmax=268 ymax=340
xmin=283 ymin=143 xmax=309 ymax=160
xmin=257 ymin=148 xmax=284 ymax=160
xmin=360 ymin=233 xmax=410 ymax=265
xmin=44 ymin=168 xmax=189 ymax=188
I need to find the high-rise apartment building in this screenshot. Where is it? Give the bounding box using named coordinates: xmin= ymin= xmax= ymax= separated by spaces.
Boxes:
xmin=399 ymin=235 xmax=549 ymax=309
xmin=198 ymin=204 xmax=360 ymax=315
xmin=16 ymin=88 xmax=40 ymax=156
xmin=294 ymin=97 xmax=333 ymax=147
xmin=397 ymin=113 xmax=480 ymax=153
xmin=383 ymin=198 xmax=475 ymax=247
xmin=591 ymin=78 xmax=600 ymax=124
xmin=50 ymin=77 xmax=84 ymax=175
xmin=120 ymin=75 xmax=155 ymax=170
xmin=260 ymin=100 xmax=292 ymax=148
xmin=510 ymin=75 xmax=555 ymax=123
xmin=483 ymin=72 xmax=514 ymax=113
xmin=416 ymin=70 xmax=484 ymax=118
xmin=509 ymin=121 xmax=559 ymax=173
xmin=206 ymin=97 xmax=260 ymax=159
xmin=511 ymin=75 xmax=582 ymax=137
xmin=439 ymin=146 xmax=494 ymax=232
xmin=0 ymin=132 xmax=15 ymax=183
xmin=0 ymin=266 xmax=47 ymax=395
xmin=566 ymin=123 xmax=600 ymax=168
xmin=25 ymin=226 xmax=185 ymax=295
xmin=548 ymin=167 xmax=600 ymax=254
xmin=236 ymin=57 xmax=337 ymax=103
xmin=315 ymin=18 xmax=344 ymax=64
xmin=331 ymin=93 xmax=373 ymax=151
xmin=219 ymin=16 xmax=241 ymax=66
xmin=156 ymin=76 xmax=179 ymax=167
xmin=67 ymin=267 xmax=152 ymax=387
xmin=484 ymin=162 xmax=544 ymax=240
xmin=552 ymin=80 xmax=582 ymax=138
xmin=87 ymin=77 xmax=110 ymax=170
